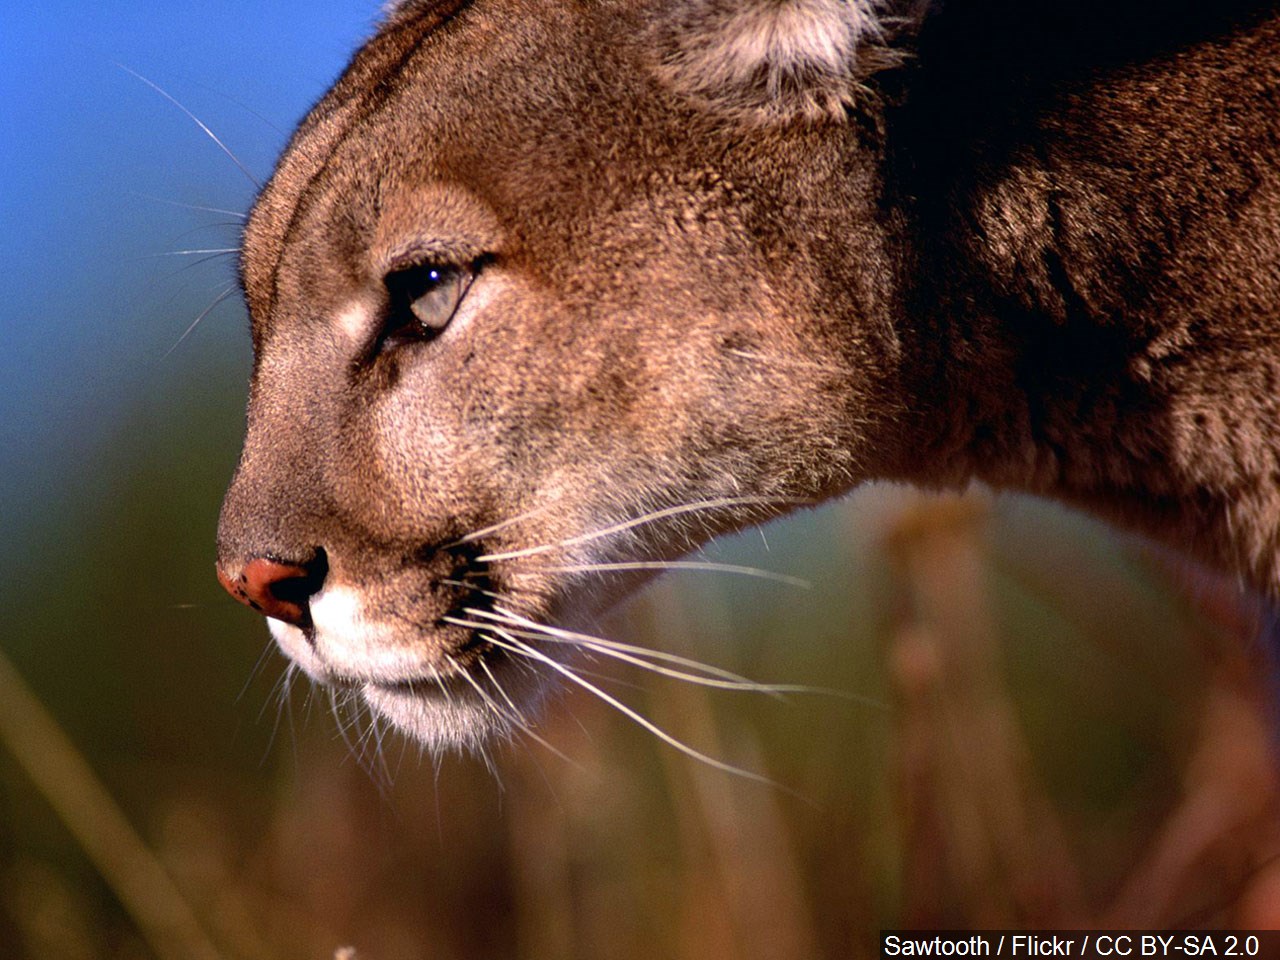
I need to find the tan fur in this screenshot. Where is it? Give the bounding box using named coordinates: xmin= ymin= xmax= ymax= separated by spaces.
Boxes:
xmin=217 ymin=0 xmax=1280 ymax=749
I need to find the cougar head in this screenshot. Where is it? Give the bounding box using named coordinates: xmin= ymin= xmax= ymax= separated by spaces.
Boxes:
xmin=216 ymin=0 xmax=915 ymax=750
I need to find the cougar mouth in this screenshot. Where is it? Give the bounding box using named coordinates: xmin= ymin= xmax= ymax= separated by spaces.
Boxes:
xmin=267 ymin=595 xmax=562 ymax=752
xmin=357 ymin=645 xmax=551 ymax=753
xmin=244 ymin=496 xmax=804 ymax=753
xmin=258 ymin=536 xmax=580 ymax=752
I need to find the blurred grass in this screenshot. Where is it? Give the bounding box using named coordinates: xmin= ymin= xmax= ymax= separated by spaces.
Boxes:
xmin=2 ymin=347 xmax=1279 ymax=957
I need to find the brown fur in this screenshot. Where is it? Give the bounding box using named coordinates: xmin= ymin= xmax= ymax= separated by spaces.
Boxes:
xmin=217 ymin=0 xmax=1280 ymax=748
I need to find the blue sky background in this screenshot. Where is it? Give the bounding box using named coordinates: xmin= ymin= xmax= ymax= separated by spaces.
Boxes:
xmin=1 ymin=2 xmax=382 ymax=544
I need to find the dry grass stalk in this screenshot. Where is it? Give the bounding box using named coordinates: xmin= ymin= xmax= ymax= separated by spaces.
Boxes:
xmin=884 ymin=499 xmax=1280 ymax=926
xmin=0 ymin=647 xmax=228 ymax=960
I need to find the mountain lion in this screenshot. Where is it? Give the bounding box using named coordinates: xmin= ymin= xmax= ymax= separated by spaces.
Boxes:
xmin=216 ymin=0 xmax=1280 ymax=751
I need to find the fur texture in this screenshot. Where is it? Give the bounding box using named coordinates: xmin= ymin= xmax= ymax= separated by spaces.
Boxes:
xmin=653 ymin=0 xmax=894 ymax=120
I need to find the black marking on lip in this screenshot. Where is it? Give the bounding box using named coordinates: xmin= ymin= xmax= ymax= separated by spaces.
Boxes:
xmin=430 ymin=536 xmax=498 ymax=622
xmin=452 ymin=629 xmax=491 ymax=657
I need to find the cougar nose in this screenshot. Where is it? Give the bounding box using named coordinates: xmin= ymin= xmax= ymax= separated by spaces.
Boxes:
xmin=217 ymin=553 xmax=327 ymax=627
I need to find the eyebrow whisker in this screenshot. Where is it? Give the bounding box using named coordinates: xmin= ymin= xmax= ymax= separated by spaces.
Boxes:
xmin=115 ymin=62 xmax=262 ymax=188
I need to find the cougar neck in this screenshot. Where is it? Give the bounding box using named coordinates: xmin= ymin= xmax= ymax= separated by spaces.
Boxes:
xmin=884 ymin=6 xmax=1280 ymax=593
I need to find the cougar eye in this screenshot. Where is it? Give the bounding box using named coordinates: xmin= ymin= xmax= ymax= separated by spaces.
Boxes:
xmin=381 ymin=261 xmax=475 ymax=347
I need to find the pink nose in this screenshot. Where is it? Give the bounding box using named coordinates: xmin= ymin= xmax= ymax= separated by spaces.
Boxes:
xmin=217 ymin=558 xmax=321 ymax=627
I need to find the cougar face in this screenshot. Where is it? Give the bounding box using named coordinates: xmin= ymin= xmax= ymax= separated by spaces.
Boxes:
xmin=217 ymin=0 xmax=908 ymax=749
xmin=218 ymin=0 xmax=1280 ymax=750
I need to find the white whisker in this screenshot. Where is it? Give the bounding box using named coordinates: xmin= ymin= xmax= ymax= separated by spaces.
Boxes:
xmin=428 ymin=665 xmax=456 ymax=709
xmin=452 ymin=657 xmax=508 ymax=725
xmin=477 ymin=658 xmax=532 ymax=730
xmin=133 ymin=193 xmax=248 ymax=220
xmin=549 ymin=634 xmax=785 ymax=694
xmin=566 ymin=638 xmax=884 ymax=707
xmin=279 ymin=665 xmax=301 ymax=770
xmin=449 ymin=502 xmax=556 ymax=547
xmin=477 ymin=496 xmax=805 ymax=562
xmin=330 ymin=686 xmax=373 ymax=783
xmin=300 ymin=676 xmax=319 ymax=726
xmin=459 ymin=607 xmax=767 ymax=685
xmin=484 ymin=633 xmax=788 ymax=792
xmin=440 ymin=578 xmax=506 ymax=604
xmin=447 ymin=613 xmax=767 ymax=690
xmin=341 ymin=692 xmax=393 ymax=795
xmin=238 ymin=637 xmax=279 ymax=704
xmin=459 ymin=655 xmax=580 ymax=766
xmin=140 ymin=248 xmax=240 ymax=259
xmin=513 ymin=559 xmax=811 ymax=589
xmin=329 ymin=687 xmax=361 ymax=764
xmin=371 ymin=718 xmax=395 ymax=792
xmin=116 ymin=62 xmax=262 ymax=188
xmin=153 ymin=257 xmax=240 ymax=291
xmin=158 ymin=222 xmax=244 ymax=249
xmin=562 ymin=664 xmax=651 ymax=693
xmin=259 ymin=663 xmax=298 ymax=766
xmin=451 ymin=607 xmax=887 ymax=709
xmin=162 ymin=287 xmax=237 ymax=359
xmin=258 ymin=663 xmax=294 ymax=723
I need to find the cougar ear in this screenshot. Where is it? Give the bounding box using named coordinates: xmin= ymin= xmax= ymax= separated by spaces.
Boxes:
xmin=652 ymin=0 xmax=911 ymax=122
